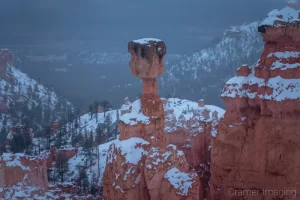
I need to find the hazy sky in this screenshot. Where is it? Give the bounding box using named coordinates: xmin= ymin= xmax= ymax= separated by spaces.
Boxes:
xmin=0 ymin=0 xmax=284 ymax=53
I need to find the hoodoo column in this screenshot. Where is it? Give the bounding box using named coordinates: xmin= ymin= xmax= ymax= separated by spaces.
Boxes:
xmin=128 ymin=38 xmax=167 ymax=146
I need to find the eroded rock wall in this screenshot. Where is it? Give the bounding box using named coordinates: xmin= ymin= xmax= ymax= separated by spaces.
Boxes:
xmin=210 ymin=4 xmax=300 ymax=200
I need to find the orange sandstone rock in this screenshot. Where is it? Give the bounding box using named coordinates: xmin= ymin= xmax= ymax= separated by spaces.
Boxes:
xmin=103 ymin=138 xmax=151 ymax=200
xmin=104 ymin=39 xmax=206 ymax=200
xmin=0 ymin=153 xmax=48 ymax=188
xmin=211 ymin=3 xmax=300 ymax=199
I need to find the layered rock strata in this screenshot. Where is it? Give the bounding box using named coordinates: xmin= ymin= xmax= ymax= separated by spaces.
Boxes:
xmin=210 ymin=4 xmax=300 ymax=200
xmin=104 ymin=38 xmax=202 ymax=200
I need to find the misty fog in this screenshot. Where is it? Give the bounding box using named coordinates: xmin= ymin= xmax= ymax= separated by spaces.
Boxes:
xmin=0 ymin=0 xmax=283 ymax=53
xmin=0 ymin=0 xmax=285 ymax=109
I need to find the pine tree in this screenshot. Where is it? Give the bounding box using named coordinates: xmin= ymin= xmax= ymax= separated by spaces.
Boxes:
xmin=95 ymin=123 xmax=105 ymax=144
xmin=43 ymin=125 xmax=51 ymax=150
xmin=88 ymin=104 xmax=93 ymax=120
xmin=55 ymin=119 xmax=68 ymax=148
xmin=4 ymin=84 xmax=9 ymax=92
xmin=90 ymin=172 xmax=98 ymax=196
xmin=99 ymin=100 xmax=112 ymax=118
xmin=104 ymin=114 xmax=113 ymax=138
xmin=55 ymin=152 xmax=69 ymax=182
xmin=93 ymin=101 xmax=99 ymax=122
xmin=34 ymin=83 xmax=39 ymax=93
xmin=11 ymin=126 xmax=32 ymax=154
xmin=114 ymin=110 xmax=120 ymax=139
xmin=2 ymin=115 xmax=7 ymax=126
xmin=78 ymin=167 xmax=89 ymax=194
xmin=83 ymin=133 xmax=94 ymax=170
xmin=18 ymin=83 xmax=22 ymax=95
xmin=0 ymin=127 xmax=8 ymax=153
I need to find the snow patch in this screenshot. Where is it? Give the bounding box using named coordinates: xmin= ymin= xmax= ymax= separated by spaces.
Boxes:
xmin=133 ymin=38 xmax=162 ymax=44
xmin=164 ymin=167 xmax=198 ymax=196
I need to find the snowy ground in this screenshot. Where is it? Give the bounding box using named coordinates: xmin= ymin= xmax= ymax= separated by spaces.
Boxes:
xmin=67 ymin=140 xmax=114 ymax=185
xmin=66 ymin=98 xmax=225 ymax=186
xmin=75 ymin=98 xmax=224 ymax=134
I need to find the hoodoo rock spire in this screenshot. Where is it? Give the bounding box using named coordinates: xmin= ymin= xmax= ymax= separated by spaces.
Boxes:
xmin=103 ymin=39 xmax=203 ymax=200
xmin=118 ymin=38 xmax=167 ymax=147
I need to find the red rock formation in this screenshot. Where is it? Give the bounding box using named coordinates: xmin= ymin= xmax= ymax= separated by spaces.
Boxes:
xmin=161 ymin=167 xmax=201 ymax=200
xmin=0 ymin=153 xmax=99 ymax=199
xmin=163 ymin=99 xmax=222 ymax=197
xmin=103 ymin=138 xmax=151 ymax=200
xmin=42 ymin=145 xmax=77 ymax=169
xmin=210 ymin=4 xmax=300 ymax=200
xmin=104 ymin=39 xmax=202 ymax=200
xmin=119 ymin=38 xmax=167 ymax=147
xmin=0 ymin=153 xmax=48 ymax=189
xmin=144 ymin=144 xmax=203 ymax=200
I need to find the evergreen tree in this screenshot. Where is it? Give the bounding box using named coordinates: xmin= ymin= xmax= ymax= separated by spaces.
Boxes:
xmin=55 ymin=152 xmax=69 ymax=182
xmin=83 ymin=133 xmax=94 ymax=171
xmin=11 ymin=126 xmax=32 ymax=154
xmin=104 ymin=114 xmax=113 ymax=138
xmin=72 ymin=132 xmax=84 ymax=147
xmin=99 ymin=100 xmax=112 ymax=118
xmin=34 ymin=83 xmax=39 ymax=93
xmin=55 ymin=119 xmax=68 ymax=148
xmin=78 ymin=167 xmax=89 ymax=194
xmin=95 ymin=123 xmax=105 ymax=144
xmin=93 ymin=101 xmax=99 ymax=122
xmin=88 ymin=104 xmax=93 ymax=120
xmin=114 ymin=110 xmax=120 ymax=139
xmin=0 ymin=127 xmax=8 ymax=153
xmin=2 ymin=115 xmax=7 ymax=126
xmin=18 ymin=83 xmax=22 ymax=95
xmin=90 ymin=172 xmax=98 ymax=196
xmin=4 ymin=84 xmax=9 ymax=92
xmin=42 ymin=125 xmax=52 ymax=150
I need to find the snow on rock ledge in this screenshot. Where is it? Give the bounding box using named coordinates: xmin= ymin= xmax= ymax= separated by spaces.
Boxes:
xmin=120 ymin=99 xmax=150 ymax=126
xmin=259 ymin=3 xmax=300 ymax=42
xmin=260 ymin=6 xmax=300 ymax=27
xmin=211 ymin=5 xmax=300 ymax=199
xmin=222 ymin=63 xmax=300 ymax=102
xmin=103 ymin=137 xmax=151 ymax=199
xmin=0 ymin=153 xmax=48 ymax=190
xmin=133 ymin=38 xmax=162 ymax=44
xmin=103 ymin=137 xmax=203 ymax=199
xmin=107 ymin=137 xmax=150 ymax=165
xmin=163 ymin=167 xmax=199 ymax=196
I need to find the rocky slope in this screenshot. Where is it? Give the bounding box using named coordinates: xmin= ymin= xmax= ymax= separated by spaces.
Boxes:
xmin=210 ymin=3 xmax=300 ymax=200
xmin=0 ymin=49 xmax=72 ymax=153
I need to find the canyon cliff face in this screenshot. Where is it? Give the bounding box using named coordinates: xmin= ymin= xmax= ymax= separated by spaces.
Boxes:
xmin=210 ymin=4 xmax=300 ymax=200
xmin=0 ymin=153 xmax=48 ymax=199
xmin=163 ymin=98 xmax=222 ymax=195
xmin=0 ymin=153 xmax=96 ymax=199
xmin=0 ymin=153 xmax=48 ymax=188
xmin=103 ymin=38 xmax=204 ymax=200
